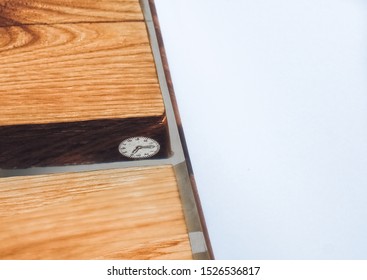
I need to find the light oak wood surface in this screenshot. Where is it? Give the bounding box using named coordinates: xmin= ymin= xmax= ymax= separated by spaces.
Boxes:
xmin=0 ymin=21 xmax=164 ymax=125
xmin=0 ymin=166 xmax=192 ymax=259
xmin=0 ymin=0 xmax=196 ymax=260
xmin=0 ymin=0 xmax=143 ymax=25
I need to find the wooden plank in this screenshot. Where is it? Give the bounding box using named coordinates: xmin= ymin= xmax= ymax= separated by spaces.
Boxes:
xmin=0 ymin=22 xmax=164 ymax=126
xmin=0 ymin=166 xmax=192 ymax=259
xmin=0 ymin=0 xmax=143 ymax=26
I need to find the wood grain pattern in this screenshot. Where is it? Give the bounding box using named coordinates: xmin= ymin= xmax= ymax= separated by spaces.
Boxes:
xmin=0 ymin=22 xmax=164 ymax=126
xmin=0 ymin=0 xmax=143 ymax=26
xmin=0 ymin=166 xmax=192 ymax=259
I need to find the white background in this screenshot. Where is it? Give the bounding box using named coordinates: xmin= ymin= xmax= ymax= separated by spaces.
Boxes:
xmin=155 ymin=0 xmax=367 ymax=259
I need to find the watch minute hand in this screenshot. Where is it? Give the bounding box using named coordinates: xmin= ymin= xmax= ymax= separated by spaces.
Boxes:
xmin=140 ymin=145 xmax=155 ymax=149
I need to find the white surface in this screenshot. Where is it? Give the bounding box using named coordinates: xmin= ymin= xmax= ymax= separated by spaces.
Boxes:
xmin=155 ymin=0 xmax=367 ymax=259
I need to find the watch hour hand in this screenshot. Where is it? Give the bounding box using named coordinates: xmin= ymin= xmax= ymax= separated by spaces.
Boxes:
xmin=131 ymin=146 xmax=142 ymax=155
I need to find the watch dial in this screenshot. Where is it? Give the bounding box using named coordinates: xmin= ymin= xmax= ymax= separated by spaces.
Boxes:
xmin=118 ymin=137 xmax=160 ymax=159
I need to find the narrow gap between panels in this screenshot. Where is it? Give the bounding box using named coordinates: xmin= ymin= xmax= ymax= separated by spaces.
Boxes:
xmin=0 ymin=19 xmax=144 ymax=28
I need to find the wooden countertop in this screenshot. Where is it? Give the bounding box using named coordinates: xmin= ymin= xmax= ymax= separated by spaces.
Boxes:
xmin=0 ymin=0 xmax=200 ymax=260
xmin=0 ymin=166 xmax=192 ymax=259
xmin=0 ymin=0 xmax=164 ymax=125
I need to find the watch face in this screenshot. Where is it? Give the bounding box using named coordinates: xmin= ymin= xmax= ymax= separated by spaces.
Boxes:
xmin=118 ymin=137 xmax=160 ymax=159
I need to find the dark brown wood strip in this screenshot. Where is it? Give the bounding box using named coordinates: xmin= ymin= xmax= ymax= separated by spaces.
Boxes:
xmin=0 ymin=116 xmax=170 ymax=169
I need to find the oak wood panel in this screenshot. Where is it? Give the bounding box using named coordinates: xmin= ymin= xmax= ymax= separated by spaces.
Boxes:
xmin=0 ymin=22 xmax=164 ymax=125
xmin=0 ymin=166 xmax=192 ymax=259
xmin=0 ymin=0 xmax=143 ymax=26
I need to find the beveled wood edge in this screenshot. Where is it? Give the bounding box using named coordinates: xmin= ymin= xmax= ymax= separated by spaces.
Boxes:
xmin=146 ymin=0 xmax=215 ymax=260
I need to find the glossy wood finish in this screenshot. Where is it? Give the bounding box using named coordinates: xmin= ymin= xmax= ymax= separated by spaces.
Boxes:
xmin=0 ymin=0 xmax=143 ymax=26
xmin=0 ymin=22 xmax=163 ymax=125
xmin=0 ymin=166 xmax=192 ymax=259
xmin=0 ymin=0 xmax=167 ymax=168
xmin=0 ymin=0 xmax=198 ymax=260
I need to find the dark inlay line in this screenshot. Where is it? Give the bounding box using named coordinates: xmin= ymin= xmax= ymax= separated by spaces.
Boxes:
xmin=0 ymin=116 xmax=170 ymax=169
xmin=0 ymin=19 xmax=145 ymax=28
xmin=0 ymin=0 xmax=144 ymax=27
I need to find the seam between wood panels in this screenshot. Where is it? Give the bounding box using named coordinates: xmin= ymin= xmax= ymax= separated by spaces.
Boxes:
xmin=0 ymin=19 xmax=144 ymax=28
